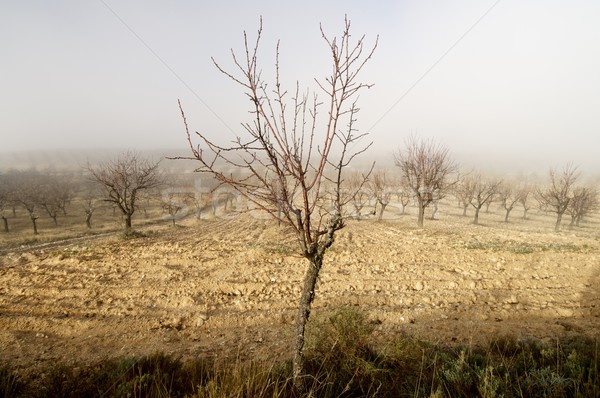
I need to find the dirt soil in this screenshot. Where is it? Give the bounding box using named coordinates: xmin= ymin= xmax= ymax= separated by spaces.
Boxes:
xmin=1 ymin=213 xmax=599 ymax=376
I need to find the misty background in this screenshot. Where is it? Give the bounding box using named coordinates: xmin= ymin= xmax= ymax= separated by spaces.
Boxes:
xmin=1 ymin=1 xmax=599 ymax=174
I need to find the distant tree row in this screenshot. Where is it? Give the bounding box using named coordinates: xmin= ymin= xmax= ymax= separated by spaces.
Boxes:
xmin=338 ymin=137 xmax=598 ymax=232
xmin=0 ymin=152 xmax=168 ymax=235
xmin=2 ymin=148 xmax=597 ymax=236
xmin=0 ymin=170 xmax=75 ymax=234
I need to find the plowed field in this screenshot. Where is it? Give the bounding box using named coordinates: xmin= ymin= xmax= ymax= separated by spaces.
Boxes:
xmin=1 ymin=210 xmax=599 ymax=375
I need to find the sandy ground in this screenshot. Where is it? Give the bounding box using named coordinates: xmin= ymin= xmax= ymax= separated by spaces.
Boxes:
xmin=1 ymin=208 xmax=599 ymax=376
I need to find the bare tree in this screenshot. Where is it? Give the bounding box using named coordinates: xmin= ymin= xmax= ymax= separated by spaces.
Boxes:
xmin=0 ymin=173 xmax=15 ymax=233
xmin=517 ymin=183 xmax=534 ymax=219
xmin=175 ymin=18 xmax=376 ymax=390
xmin=38 ymin=176 xmax=69 ymax=226
xmin=184 ymin=191 xmax=208 ymax=220
xmin=83 ymin=198 xmax=96 ymax=229
xmin=537 ymin=163 xmax=579 ymax=232
xmin=394 ymin=136 xmax=456 ymax=227
xmin=396 ymin=179 xmax=411 ymax=215
xmin=79 ymin=180 xmax=101 ymax=229
xmin=567 ymin=185 xmax=598 ymax=228
xmin=161 ymin=188 xmax=186 ymax=226
xmin=454 ymin=173 xmax=475 ymax=217
xmin=498 ymin=180 xmax=521 ymax=223
xmin=13 ymin=171 xmax=43 ymax=235
xmin=369 ymin=171 xmax=392 ymax=221
xmin=88 ymin=151 xmax=163 ymax=231
xmin=484 ymin=191 xmax=497 ymax=213
xmin=469 ymin=174 xmax=501 ymax=225
xmin=346 ymin=171 xmax=370 ymax=220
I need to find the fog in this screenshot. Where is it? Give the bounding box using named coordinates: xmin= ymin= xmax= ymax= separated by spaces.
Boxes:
xmin=1 ymin=1 xmax=599 ymax=174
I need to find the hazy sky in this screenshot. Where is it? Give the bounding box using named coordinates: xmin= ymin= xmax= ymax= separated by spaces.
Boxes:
xmin=1 ymin=1 xmax=599 ymax=173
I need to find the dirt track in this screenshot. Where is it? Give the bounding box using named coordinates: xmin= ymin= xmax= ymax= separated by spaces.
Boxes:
xmin=1 ymin=214 xmax=599 ymax=375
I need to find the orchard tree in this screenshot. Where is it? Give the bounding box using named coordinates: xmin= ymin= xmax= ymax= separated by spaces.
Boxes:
xmin=175 ymin=18 xmax=376 ymax=390
xmin=369 ymin=171 xmax=392 ymax=221
xmin=518 ymin=183 xmax=534 ymax=219
xmin=161 ymin=188 xmax=186 ymax=226
xmin=13 ymin=171 xmax=43 ymax=235
xmin=88 ymin=151 xmax=163 ymax=231
xmin=80 ymin=180 xmax=101 ymax=229
xmin=537 ymin=163 xmax=579 ymax=232
xmin=396 ymin=179 xmax=411 ymax=215
xmin=38 ymin=175 xmax=68 ymax=226
xmin=567 ymin=185 xmax=597 ymax=228
xmin=454 ymin=173 xmax=475 ymax=217
xmin=498 ymin=180 xmax=521 ymax=222
xmin=395 ymin=136 xmax=456 ymax=227
xmin=469 ymin=174 xmax=501 ymax=225
xmin=346 ymin=171 xmax=371 ymax=220
xmin=0 ymin=174 xmax=15 ymax=233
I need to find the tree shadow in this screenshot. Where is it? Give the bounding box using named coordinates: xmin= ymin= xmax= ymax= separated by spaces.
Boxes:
xmin=581 ymin=265 xmax=600 ymax=319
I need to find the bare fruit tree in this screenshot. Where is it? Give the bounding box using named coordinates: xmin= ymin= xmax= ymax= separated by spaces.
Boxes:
xmin=469 ymin=174 xmax=501 ymax=225
xmin=498 ymin=180 xmax=521 ymax=223
xmin=161 ymin=187 xmax=186 ymax=226
xmin=88 ymin=151 xmax=163 ymax=231
xmin=567 ymin=185 xmax=597 ymax=228
xmin=537 ymin=163 xmax=579 ymax=232
xmin=347 ymin=171 xmax=370 ymax=220
xmin=38 ymin=175 xmax=72 ymax=226
xmin=0 ymin=173 xmax=14 ymax=233
xmin=396 ymin=179 xmax=411 ymax=215
xmin=454 ymin=173 xmax=475 ymax=217
xmin=370 ymin=171 xmax=392 ymax=221
xmin=518 ymin=182 xmax=534 ymax=220
xmin=176 ymin=18 xmax=376 ymax=389
xmin=13 ymin=171 xmax=43 ymax=235
xmin=394 ymin=136 xmax=456 ymax=227
xmin=79 ymin=180 xmax=101 ymax=229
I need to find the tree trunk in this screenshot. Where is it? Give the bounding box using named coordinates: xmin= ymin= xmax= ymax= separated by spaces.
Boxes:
xmin=555 ymin=212 xmax=563 ymax=232
xmin=2 ymin=216 xmax=8 ymax=233
xmin=417 ymin=204 xmax=425 ymax=227
xmin=522 ymin=208 xmax=528 ymax=219
xmin=504 ymin=208 xmax=511 ymax=223
xmin=125 ymin=214 xmax=133 ymax=230
xmin=293 ymin=254 xmax=323 ymax=392
xmin=353 ymin=205 xmax=362 ymax=220
xmin=377 ymin=202 xmax=387 ymax=221
xmin=462 ymin=204 xmax=468 ymax=217
xmin=51 ymin=215 xmax=58 ymax=226
xmin=171 ymin=217 xmax=176 ymax=226
xmin=85 ymin=212 xmax=93 ymax=229
xmin=400 ymin=203 xmax=406 ymax=214
xmin=576 ymin=215 xmax=582 ymax=227
xmin=430 ymin=201 xmax=438 ymax=220
xmin=30 ymin=215 xmax=38 ymax=235
xmin=473 ymin=207 xmax=481 ymax=225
